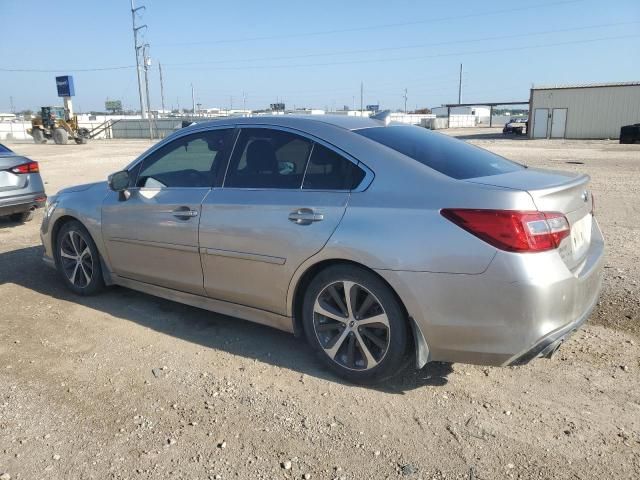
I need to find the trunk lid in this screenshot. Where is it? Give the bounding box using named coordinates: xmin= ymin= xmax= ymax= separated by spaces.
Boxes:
xmin=467 ymin=168 xmax=594 ymax=270
xmin=0 ymin=155 xmax=30 ymax=193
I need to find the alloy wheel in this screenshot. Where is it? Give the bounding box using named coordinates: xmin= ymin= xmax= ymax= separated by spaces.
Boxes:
xmin=313 ymin=281 xmax=390 ymax=371
xmin=59 ymin=230 xmax=94 ymax=288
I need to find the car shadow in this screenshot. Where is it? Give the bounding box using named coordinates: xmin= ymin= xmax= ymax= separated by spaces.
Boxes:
xmin=0 ymin=245 xmax=453 ymax=393
xmin=0 ymin=216 xmax=28 ymax=229
xmin=450 ymin=131 xmax=530 ymax=141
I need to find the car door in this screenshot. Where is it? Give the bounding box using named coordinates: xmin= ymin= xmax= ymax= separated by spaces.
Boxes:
xmin=102 ymin=128 xmax=234 ymax=295
xmin=199 ymin=127 xmax=368 ymax=315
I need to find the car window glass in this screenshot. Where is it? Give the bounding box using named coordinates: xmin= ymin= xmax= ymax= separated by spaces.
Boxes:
xmin=356 ymin=126 xmax=524 ymax=180
xmin=303 ymin=143 xmax=366 ymax=190
xmin=136 ymin=129 xmax=233 ymax=188
xmin=225 ymin=128 xmax=312 ymax=189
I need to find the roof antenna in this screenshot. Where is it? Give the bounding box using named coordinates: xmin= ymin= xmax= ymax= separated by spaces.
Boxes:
xmin=371 ymin=109 xmax=391 ymax=126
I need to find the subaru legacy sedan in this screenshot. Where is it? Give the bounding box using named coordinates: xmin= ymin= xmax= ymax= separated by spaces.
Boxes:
xmin=40 ymin=115 xmax=604 ymax=383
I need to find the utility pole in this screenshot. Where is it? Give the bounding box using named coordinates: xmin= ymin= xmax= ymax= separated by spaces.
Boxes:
xmin=142 ymin=44 xmax=152 ymax=115
xmin=191 ymin=84 xmax=196 ymax=117
xmin=130 ymin=0 xmax=147 ymax=119
xmin=9 ymin=96 xmax=14 ymax=113
xmin=142 ymin=43 xmax=153 ymax=139
xmin=159 ymin=62 xmax=166 ymax=116
xmin=242 ymin=91 xmax=247 ymax=113
xmin=403 ymin=88 xmax=408 ymax=113
xmin=360 ymin=81 xmax=363 ymax=116
xmin=458 ymin=63 xmax=463 ymax=104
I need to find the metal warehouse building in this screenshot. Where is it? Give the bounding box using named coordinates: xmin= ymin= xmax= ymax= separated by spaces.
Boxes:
xmin=529 ymin=81 xmax=640 ymax=139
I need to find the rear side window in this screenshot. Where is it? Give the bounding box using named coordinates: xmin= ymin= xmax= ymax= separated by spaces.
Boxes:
xmin=225 ymin=128 xmax=312 ymax=189
xmin=356 ymin=126 xmax=523 ymax=179
xmin=303 ymin=143 xmax=365 ymax=190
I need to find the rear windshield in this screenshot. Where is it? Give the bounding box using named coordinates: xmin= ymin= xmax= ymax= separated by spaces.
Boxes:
xmin=0 ymin=144 xmax=12 ymax=154
xmin=355 ymin=126 xmax=524 ymax=179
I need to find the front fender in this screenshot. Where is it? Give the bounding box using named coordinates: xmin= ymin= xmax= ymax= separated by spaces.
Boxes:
xmin=41 ymin=183 xmax=111 ymax=274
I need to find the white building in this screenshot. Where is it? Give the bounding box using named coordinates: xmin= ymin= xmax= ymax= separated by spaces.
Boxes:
xmin=529 ymin=81 xmax=640 ymax=139
xmin=432 ymin=105 xmax=491 ymax=120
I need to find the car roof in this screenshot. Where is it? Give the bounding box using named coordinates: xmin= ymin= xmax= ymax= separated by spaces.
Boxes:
xmin=191 ymin=114 xmax=388 ymax=132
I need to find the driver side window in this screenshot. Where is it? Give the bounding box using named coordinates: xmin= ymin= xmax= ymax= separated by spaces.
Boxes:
xmin=136 ymin=129 xmax=233 ymax=188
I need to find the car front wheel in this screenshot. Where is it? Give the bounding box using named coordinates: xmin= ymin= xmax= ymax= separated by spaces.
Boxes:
xmin=55 ymin=221 xmax=105 ymax=295
xmin=302 ymin=265 xmax=410 ymax=383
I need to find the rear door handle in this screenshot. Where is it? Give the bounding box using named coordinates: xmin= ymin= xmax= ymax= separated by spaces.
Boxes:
xmin=288 ymin=208 xmax=324 ymax=225
xmin=172 ymin=206 xmax=199 ymax=219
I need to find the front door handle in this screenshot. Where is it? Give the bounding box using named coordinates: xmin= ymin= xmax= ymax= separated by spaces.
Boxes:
xmin=172 ymin=206 xmax=199 ymax=219
xmin=288 ymin=208 xmax=324 ymax=225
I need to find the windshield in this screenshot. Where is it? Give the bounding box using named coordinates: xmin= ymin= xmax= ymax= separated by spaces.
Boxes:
xmin=0 ymin=144 xmax=12 ymax=154
xmin=355 ymin=125 xmax=524 ymax=180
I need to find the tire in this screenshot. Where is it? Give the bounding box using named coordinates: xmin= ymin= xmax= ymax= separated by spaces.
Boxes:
xmin=620 ymin=135 xmax=634 ymax=144
xmin=9 ymin=210 xmax=35 ymax=223
xmin=75 ymin=128 xmax=90 ymax=144
xmin=302 ymin=264 xmax=410 ymax=383
xmin=55 ymin=220 xmax=105 ymax=295
xmin=53 ymin=128 xmax=68 ymax=145
xmin=32 ymin=129 xmax=46 ymax=144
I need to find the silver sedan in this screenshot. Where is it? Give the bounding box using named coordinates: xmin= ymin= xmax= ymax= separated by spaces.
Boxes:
xmin=40 ymin=115 xmax=604 ymax=383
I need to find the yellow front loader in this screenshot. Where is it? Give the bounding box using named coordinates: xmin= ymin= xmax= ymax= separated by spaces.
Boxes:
xmin=27 ymin=106 xmax=90 ymax=145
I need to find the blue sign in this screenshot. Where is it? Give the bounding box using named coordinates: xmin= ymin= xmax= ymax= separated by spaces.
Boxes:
xmin=366 ymin=104 xmax=380 ymax=112
xmin=56 ymin=75 xmax=75 ymax=97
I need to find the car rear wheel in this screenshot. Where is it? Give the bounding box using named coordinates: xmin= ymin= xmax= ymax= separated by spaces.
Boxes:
xmin=302 ymin=265 xmax=410 ymax=383
xmin=55 ymin=221 xmax=105 ymax=295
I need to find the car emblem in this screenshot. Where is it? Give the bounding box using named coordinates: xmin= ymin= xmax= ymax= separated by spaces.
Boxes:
xmin=581 ymin=190 xmax=589 ymax=202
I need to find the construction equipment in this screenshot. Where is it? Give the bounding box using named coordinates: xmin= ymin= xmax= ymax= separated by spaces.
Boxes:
xmin=27 ymin=106 xmax=90 ymax=145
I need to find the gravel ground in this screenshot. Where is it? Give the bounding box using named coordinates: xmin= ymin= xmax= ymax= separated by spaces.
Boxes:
xmin=0 ymin=130 xmax=638 ymax=480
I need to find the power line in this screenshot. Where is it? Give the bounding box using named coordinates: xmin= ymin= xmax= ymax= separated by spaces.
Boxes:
xmin=161 ymin=33 xmax=640 ymax=71
xmin=157 ymin=0 xmax=585 ymax=47
xmin=162 ymin=20 xmax=640 ymax=68
xmin=0 ymin=65 xmax=134 ymax=73
xmin=0 ymin=21 xmax=640 ymax=73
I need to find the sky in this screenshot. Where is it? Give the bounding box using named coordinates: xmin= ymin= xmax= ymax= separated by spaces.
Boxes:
xmin=1 ymin=0 xmax=639 ymax=113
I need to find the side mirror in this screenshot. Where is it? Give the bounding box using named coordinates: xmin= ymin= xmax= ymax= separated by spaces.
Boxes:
xmin=108 ymin=170 xmax=130 ymax=192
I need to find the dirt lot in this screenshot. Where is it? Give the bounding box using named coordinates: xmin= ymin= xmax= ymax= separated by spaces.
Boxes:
xmin=1 ymin=130 xmax=639 ymax=480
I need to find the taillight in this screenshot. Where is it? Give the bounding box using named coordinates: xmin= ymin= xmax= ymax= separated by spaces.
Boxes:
xmin=441 ymin=209 xmax=570 ymax=253
xmin=11 ymin=161 xmax=39 ymax=174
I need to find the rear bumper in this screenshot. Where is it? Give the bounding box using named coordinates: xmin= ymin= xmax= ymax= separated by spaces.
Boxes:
xmin=377 ymin=218 xmax=605 ymax=367
xmin=507 ymin=301 xmax=592 ymax=365
xmin=0 ymin=192 xmax=46 ymax=216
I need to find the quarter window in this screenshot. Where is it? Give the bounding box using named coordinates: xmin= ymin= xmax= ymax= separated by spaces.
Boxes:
xmin=136 ymin=129 xmax=233 ymax=188
xmin=302 ymin=143 xmax=366 ymax=190
xmin=224 ymin=128 xmax=312 ymax=189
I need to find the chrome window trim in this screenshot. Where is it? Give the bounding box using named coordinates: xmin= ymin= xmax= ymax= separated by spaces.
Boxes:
xmin=124 ymin=123 xmax=236 ymax=174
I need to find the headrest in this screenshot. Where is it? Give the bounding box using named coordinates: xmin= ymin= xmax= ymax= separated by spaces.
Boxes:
xmin=246 ymin=140 xmax=278 ymax=173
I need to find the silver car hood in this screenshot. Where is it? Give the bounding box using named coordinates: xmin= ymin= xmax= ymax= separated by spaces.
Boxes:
xmin=58 ymin=181 xmax=107 ymax=195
